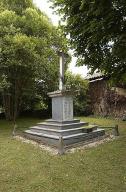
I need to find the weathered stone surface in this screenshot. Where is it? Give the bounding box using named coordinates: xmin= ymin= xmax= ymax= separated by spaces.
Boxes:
xmin=37 ymin=121 xmax=87 ymax=130
xmin=29 ymin=125 xmax=94 ymax=137
xmin=24 ymin=128 xmax=105 ymax=147
xmin=46 ymin=119 xmax=80 ymax=124
xmin=52 ymin=96 xmax=73 ymax=121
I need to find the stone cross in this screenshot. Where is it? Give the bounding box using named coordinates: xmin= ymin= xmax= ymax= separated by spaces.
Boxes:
xmin=59 ymin=51 xmax=65 ymax=91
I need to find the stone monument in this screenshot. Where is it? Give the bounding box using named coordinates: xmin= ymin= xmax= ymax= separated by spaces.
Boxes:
xmin=25 ymin=51 xmax=105 ymax=149
xmin=48 ymin=51 xmax=74 ymax=123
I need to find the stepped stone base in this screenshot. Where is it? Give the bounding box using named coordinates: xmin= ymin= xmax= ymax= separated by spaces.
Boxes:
xmin=24 ymin=119 xmax=105 ymax=148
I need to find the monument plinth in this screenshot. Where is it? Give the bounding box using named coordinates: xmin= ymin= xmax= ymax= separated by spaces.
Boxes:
xmin=25 ymin=51 xmax=105 ymax=149
xmin=48 ymin=90 xmax=73 ymax=122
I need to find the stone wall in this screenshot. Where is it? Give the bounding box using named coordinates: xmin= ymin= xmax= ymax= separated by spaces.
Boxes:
xmin=89 ymin=79 xmax=126 ymax=119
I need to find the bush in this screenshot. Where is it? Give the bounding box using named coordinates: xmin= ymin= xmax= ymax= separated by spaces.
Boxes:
xmin=65 ymin=72 xmax=91 ymax=116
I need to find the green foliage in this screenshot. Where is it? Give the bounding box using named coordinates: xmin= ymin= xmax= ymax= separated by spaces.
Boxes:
xmin=51 ymin=0 xmax=126 ymax=83
xmin=0 ymin=0 xmax=33 ymax=14
xmin=65 ymin=72 xmax=90 ymax=115
xmin=0 ymin=0 xmax=69 ymax=120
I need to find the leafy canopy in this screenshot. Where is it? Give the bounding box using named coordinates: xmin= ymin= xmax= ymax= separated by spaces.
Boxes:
xmin=0 ymin=0 xmax=69 ymax=120
xmin=65 ymin=72 xmax=90 ymax=115
xmin=51 ymin=0 xmax=126 ymax=82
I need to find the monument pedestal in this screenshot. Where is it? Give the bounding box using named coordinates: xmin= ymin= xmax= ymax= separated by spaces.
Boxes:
xmin=25 ymin=90 xmax=105 ymax=148
xmin=48 ymin=90 xmax=74 ymax=122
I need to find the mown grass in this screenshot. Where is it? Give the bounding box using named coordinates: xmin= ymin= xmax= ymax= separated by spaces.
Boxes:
xmin=0 ymin=116 xmax=126 ymax=192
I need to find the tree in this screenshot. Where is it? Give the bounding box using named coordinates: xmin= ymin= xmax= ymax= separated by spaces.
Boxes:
xmin=0 ymin=0 xmax=68 ymax=121
xmin=0 ymin=0 xmax=33 ymax=14
xmin=65 ymin=72 xmax=90 ymax=115
xmin=50 ymin=0 xmax=126 ymax=83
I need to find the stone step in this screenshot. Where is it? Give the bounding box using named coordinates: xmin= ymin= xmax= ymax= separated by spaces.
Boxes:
xmin=24 ymin=128 xmax=105 ymax=147
xmin=64 ymin=129 xmax=105 ymax=145
xmin=37 ymin=121 xmax=88 ymax=130
xmin=63 ymin=128 xmax=104 ymax=139
xmin=82 ymin=125 xmax=98 ymax=133
xmin=63 ymin=129 xmax=105 ymax=148
xmin=25 ymin=130 xmax=59 ymax=139
xmin=46 ymin=119 xmax=80 ymax=124
xmin=30 ymin=124 xmax=98 ymax=136
xmin=25 ymin=130 xmax=86 ymax=143
xmin=24 ymin=130 xmax=87 ymax=146
xmin=24 ymin=130 xmax=59 ymax=146
xmin=29 ymin=126 xmax=86 ymax=136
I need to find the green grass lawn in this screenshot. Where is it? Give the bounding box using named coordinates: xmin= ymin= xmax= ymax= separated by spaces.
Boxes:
xmin=0 ymin=116 xmax=126 ymax=192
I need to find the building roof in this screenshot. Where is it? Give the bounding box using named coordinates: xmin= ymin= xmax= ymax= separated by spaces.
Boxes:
xmin=86 ymin=72 xmax=105 ymax=80
xmin=85 ymin=72 xmax=106 ymax=82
